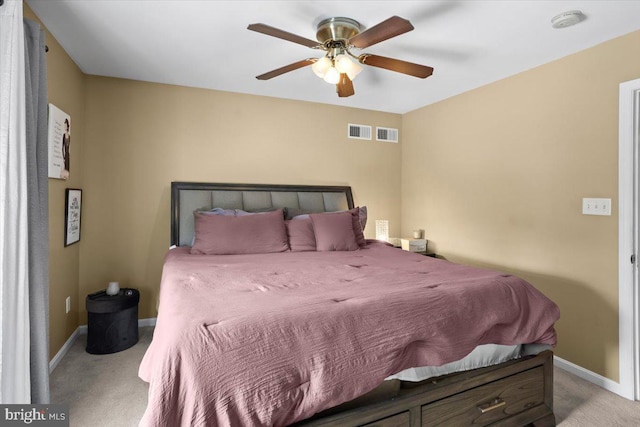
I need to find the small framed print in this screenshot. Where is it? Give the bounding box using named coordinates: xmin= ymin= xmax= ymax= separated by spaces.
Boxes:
xmin=64 ymin=188 xmax=82 ymax=246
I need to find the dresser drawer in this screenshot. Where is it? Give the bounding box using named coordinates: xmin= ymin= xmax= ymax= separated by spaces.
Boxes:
xmin=421 ymin=366 xmax=544 ymax=426
xmin=361 ymin=411 xmax=410 ymax=427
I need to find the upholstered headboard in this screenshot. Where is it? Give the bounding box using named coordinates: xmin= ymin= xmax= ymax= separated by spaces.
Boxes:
xmin=171 ymin=182 xmax=355 ymax=247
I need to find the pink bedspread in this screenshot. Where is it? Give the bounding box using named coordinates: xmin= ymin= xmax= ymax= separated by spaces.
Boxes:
xmin=139 ymin=242 xmax=559 ymax=426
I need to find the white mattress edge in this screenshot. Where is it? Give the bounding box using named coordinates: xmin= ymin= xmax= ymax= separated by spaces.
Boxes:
xmin=385 ymin=343 xmax=551 ymax=382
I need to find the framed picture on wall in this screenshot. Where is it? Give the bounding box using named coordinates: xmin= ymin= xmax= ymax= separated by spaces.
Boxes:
xmin=47 ymin=103 xmax=71 ymax=180
xmin=64 ymin=188 xmax=82 ymax=246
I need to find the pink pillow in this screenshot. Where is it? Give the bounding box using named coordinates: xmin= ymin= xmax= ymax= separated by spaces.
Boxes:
xmin=357 ymin=205 xmax=368 ymax=230
xmin=310 ymin=211 xmax=360 ymax=252
xmin=285 ymin=218 xmax=316 ymax=252
xmin=190 ymin=209 xmax=289 ymax=255
xmin=348 ymin=207 xmax=366 ymax=248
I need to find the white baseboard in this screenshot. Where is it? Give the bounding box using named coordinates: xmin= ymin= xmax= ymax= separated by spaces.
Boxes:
xmin=554 ymin=355 xmax=625 ymax=397
xmin=49 ymin=317 xmax=157 ymax=373
xmin=49 ymin=327 xmax=81 ymax=373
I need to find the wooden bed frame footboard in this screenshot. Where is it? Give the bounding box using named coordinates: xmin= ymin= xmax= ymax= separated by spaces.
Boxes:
xmin=295 ymin=350 xmax=555 ymax=427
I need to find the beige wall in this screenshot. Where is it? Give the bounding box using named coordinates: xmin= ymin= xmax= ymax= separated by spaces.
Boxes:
xmin=80 ymin=77 xmax=402 ymax=321
xmin=402 ymin=30 xmax=640 ymax=381
xmin=24 ymin=5 xmax=86 ymax=358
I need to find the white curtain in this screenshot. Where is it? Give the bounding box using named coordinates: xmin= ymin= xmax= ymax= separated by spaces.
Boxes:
xmin=0 ymin=0 xmax=31 ymax=403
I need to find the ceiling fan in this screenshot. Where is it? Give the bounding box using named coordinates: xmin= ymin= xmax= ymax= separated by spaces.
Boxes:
xmin=247 ymin=16 xmax=434 ymax=98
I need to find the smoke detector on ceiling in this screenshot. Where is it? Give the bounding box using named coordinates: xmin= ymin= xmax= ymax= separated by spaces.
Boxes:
xmin=551 ymin=10 xmax=584 ymax=29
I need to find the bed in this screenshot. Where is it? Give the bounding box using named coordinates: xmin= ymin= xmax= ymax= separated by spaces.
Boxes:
xmin=139 ymin=182 xmax=560 ymax=426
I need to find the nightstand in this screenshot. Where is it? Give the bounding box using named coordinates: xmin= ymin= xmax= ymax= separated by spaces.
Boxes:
xmin=86 ymin=288 xmax=140 ymax=354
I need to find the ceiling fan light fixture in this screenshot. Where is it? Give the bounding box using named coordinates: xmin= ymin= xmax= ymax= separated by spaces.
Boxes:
xmin=323 ymin=67 xmax=340 ymax=84
xmin=312 ymin=56 xmax=332 ymax=78
xmin=334 ymin=54 xmax=362 ymax=80
xmin=346 ymin=61 xmax=363 ymax=81
xmin=334 ymin=54 xmax=352 ymax=73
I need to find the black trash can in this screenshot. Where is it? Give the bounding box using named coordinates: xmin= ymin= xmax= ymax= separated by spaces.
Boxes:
xmin=86 ymin=288 xmax=140 ymax=354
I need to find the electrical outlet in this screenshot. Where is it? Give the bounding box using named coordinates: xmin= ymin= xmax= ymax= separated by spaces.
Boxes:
xmin=65 ymin=296 xmax=71 ymax=314
xmin=582 ymin=198 xmax=612 ymax=216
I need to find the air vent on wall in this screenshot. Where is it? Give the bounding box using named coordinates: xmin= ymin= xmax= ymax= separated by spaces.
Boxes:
xmin=348 ymin=123 xmax=372 ymax=140
xmin=376 ymin=127 xmax=399 ymax=143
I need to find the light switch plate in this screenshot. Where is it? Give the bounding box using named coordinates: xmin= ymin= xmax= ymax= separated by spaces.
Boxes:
xmin=582 ymin=198 xmax=611 ymax=216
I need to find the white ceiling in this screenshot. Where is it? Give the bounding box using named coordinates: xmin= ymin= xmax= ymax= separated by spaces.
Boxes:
xmin=26 ymin=0 xmax=640 ymax=114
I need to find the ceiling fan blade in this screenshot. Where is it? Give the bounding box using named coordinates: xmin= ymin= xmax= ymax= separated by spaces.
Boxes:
xmin=255 ymin=59 xmax=316 ymax=80
xmin=247 ymin=23 xmax=320 ymax=48
xmin=359 ymin=54 xmax=434 ymax=79
xmin=349 ymin=16 xmax=414 ymax=49
xmin=336 ymin=73 xmax=355 ymax=98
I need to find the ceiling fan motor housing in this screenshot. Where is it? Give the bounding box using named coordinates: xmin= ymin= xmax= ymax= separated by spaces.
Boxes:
xmin=316 ymin=17 xmax=362 ymax=44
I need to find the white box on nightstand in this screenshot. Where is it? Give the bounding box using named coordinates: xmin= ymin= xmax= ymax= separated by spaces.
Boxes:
xmin=400 ymin=238 xmax=427 ymax=253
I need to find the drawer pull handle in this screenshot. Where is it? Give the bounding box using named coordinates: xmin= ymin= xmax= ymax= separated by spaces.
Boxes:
xmin=478 ymin=398 xmax=506 ymax=414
